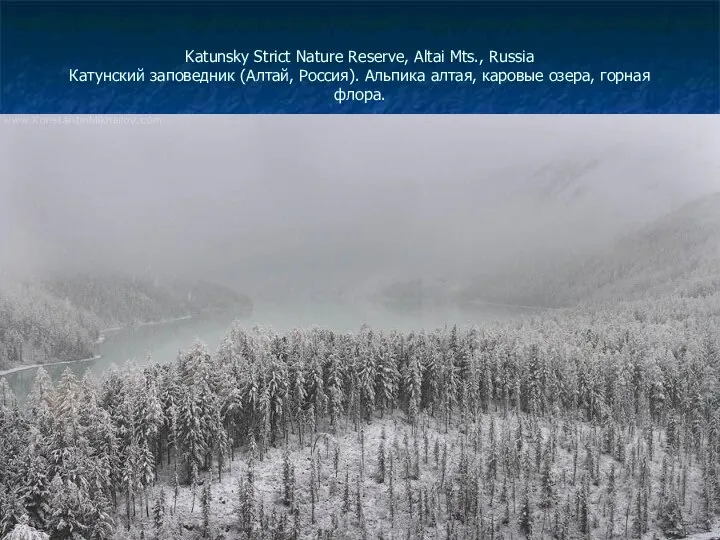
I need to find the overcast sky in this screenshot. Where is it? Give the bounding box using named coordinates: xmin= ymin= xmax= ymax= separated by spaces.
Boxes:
xmin=1 ymin=116 xmax=718 ymax=299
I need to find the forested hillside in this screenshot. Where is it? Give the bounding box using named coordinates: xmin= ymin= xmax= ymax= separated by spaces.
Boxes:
xmin=0 ymin=276 xmax=252 ymax=372
xmin=457 ymin=193 xmax=720 ymax=308
xmin=0 ymin=285 xmax=100 ymax=371
xmin=44 ymin=275 xmax=253 ymax=328
xmin=555 ymin=193 xmax=720 ymax=304
xmin=1 ymin=281 xmax=718 ymax=539
xmin=43 ymin=275 xmax=189 ymax=328
xmin=185 ymin=281 xmax=254 ymax=315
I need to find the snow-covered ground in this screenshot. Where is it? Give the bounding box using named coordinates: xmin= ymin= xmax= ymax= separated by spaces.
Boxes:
xmin=686 ymin=525 xmax=720 ymax=540
xmin=118 ymin=412 xmax=717 ymax=540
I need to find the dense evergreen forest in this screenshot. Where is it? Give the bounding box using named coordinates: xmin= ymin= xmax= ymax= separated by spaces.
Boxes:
xmin=1 ymin=283 xmax=718 ymax=539
xmin=0 ymin=286 xmax=101 ymax=371
xmin=455 ymin=194 xmax=720 ymax=309
xmin=44 ymin=276 xmax=253 ymax=328
xmin=0 ymin=277 xmax=252 ymax=372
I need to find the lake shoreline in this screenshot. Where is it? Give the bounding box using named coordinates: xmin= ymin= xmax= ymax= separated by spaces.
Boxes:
xmin=0 ymin=355 xmax=102 ymax=377
xmin=1 ymin=308 xmax=247 ymax=379
xmin=99 ymin=313 xmax=194 ymax=335
xmin=97 ymin=307 xmax=250 ymax=338
xmin=2 ymin=303 xmax=504 ymax=381
xmin=1 ymin=314 xmax=196 ymax=378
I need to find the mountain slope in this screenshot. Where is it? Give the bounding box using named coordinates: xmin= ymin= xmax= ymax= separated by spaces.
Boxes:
xmin=42 ymin=274 xmax=253 ymax=327
xmin=452 ymin=192 xmax=720 ymax=308
xmin=567 ymin=192 xmax=720 ymax=303
xmin=0 ymin=285 xmax=100 ymax=370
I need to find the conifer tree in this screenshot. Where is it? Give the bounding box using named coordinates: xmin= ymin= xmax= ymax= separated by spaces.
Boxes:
xmin=282 ymin=446 xmax=296 ymax=508
xmin=201 ymin=475 xmax=211 ymax=538
xmin=578 ymin=475 xmax=590 ymax=537
xmin=659 ymin=493 xmax=686 ymax=538
xmin=606 ymin=463 xmax=616 ymax=538
xmin=343 ymin=469 xmax=351 ymax=514
xmin=377 ymin=438 xmax=386 ymax=483
xmin=540 ymin=450 xmax=555 ymax=508
xmin=518 ymin=481 xmax=533 ymax=537
xmin=500 ymin=478 xmax=510 ymax=525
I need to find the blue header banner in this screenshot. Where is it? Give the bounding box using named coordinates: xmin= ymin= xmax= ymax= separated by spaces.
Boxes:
xmin=1 ymin=0 xmax=718 ymax=114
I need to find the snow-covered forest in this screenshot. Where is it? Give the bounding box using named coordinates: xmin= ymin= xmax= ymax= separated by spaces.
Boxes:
xmin=44 ymin=276 xmax=253 ymax=328
xmin=0 ymin=277 xmax=252 ymax=372
xmin=0 ymin=286 xmax=101 ymax=371
xmin=2 ymin=116 xmax=719 ymax=540
xmin=1 ymin=281 xmax=719 ymax=539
